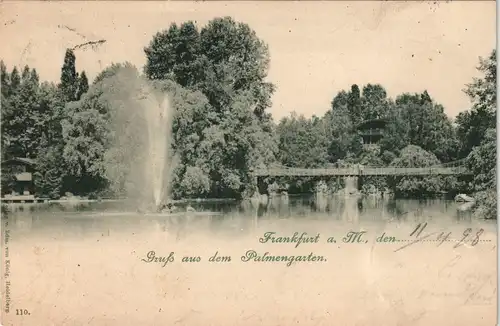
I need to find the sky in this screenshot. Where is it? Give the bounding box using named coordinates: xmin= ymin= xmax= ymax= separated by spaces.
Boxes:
xmin=0 ymin=1 xmax=496 ymax=120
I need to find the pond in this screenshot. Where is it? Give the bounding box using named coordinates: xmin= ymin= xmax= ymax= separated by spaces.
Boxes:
xmin=1 ymin=195 xmax=497 ymax=326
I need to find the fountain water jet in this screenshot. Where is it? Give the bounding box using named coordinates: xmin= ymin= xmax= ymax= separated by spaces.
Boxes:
xmin=144 ymin=96 xmax=171 ymax=208
xmin=104 ymin=73 xmax=175 ymax=212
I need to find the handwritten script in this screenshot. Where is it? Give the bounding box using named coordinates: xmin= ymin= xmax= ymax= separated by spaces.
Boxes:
xmin=394 ymin=222 xmax=486 ymax=252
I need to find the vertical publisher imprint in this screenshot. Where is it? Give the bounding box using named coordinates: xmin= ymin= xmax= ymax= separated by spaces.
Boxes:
xmin=4 ymin=220 xmax=11 ymax=314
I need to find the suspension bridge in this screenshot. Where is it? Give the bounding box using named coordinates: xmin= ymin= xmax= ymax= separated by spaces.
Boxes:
xmin=251 ymin=159 xmax=472 ymax=177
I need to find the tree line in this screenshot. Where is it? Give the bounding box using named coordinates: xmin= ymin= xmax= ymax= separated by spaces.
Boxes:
xmin=0 ymin=17 xmax=496 ymax=218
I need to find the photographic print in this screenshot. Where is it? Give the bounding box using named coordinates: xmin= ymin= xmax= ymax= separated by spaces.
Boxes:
xmin=0 ymin=1 xmax=497 ymax=325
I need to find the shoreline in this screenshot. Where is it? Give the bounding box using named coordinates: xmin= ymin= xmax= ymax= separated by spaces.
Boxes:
xmin=0 ymin=195 xmax=491 ymax=220
xmin=0 ymin=197 xmax=240 ymax=205
xmin=0 ymin=194 xmax=474 ymax=205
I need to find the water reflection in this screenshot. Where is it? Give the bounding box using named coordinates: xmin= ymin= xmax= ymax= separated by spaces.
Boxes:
xmin=1 ymin=195 xmax=484 ymax=239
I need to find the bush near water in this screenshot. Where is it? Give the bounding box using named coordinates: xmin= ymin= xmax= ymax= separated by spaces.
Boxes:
xmin=0 ymin=17 xmax=496 ymax=219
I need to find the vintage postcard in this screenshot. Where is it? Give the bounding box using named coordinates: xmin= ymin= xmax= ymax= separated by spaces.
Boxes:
xmin=0 ymin=1 xmax=497 ymax=325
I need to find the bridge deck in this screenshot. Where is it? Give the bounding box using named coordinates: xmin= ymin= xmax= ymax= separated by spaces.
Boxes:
xmin=252 ymin=166 xmax=471 ymax=177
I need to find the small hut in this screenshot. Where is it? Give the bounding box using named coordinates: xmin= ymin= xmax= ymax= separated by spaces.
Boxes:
xmin=1 ymin=157 xmax=37 ymax=196
xmin=356 ymin=119 xmax=387 ymax=145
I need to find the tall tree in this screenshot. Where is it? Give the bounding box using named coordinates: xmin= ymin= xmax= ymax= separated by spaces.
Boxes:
xmin=347 ymin=84 xmax=362 ymax=125
xmin=144 ymin=17 xmax=275 ymax=118
xmin=199 ymin=17 xmax=274 ymax=117
xmin=379 ymin=91 xmax=458 ymax=162
xmin=1 ymin=65 xmax=41 ymax=158
xmin=456 ymin=49 xmax=497 ymax=157
xmin=144 ymin=21 xmax=202 ymax=87
xmin=277 ymin=113 xmax=330 ymax=168
xmin=464 ymin=49 xmax=496 ymax=113
xmin=466 ymin=128 xmax=496 ymax=192
xmin=458 ymin=51 xmax=497 ymax=219
xmin=1 ymin=61 xmax=10 ymax=97
xmin=21 ymin=65 xmax=31 ymax=84
xmin=33 ymin=82 xmax=67 ymax=198
xmin=10 ymin=66 xmax=20 ymax=91
xmin=30 ymin=68 xmax=39 ymax=85
xmin=61 ymin=64 xmax=137 ymax=195
xmin=465 ymin=128 xmax=496 ymax=219
xmin=76 ymin=71 xmax=89 ymax=100
xmin=326 ymin=90 xmax=362 ymax=162
xmin=361 ymin=84 xmax=390 ymax=120
xmin=59 ymin=48 xmax=79 ymax=102
xmin=1 ymin=61 xmax=10 ymax=160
